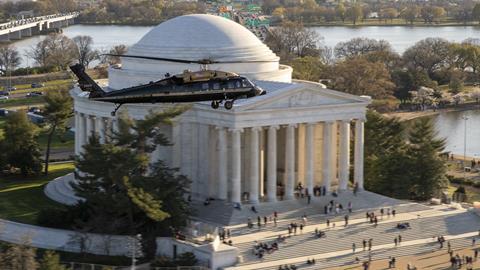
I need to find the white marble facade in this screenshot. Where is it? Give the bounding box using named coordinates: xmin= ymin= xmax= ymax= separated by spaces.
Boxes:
xmin=71 ymin=14 xmax=371 ymax=205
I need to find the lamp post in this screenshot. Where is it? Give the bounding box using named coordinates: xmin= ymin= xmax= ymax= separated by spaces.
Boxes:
xmin=128 ymin=233 xmax=143 ymax=270
xmin=462 ymin=115 xmax=469 ymax=182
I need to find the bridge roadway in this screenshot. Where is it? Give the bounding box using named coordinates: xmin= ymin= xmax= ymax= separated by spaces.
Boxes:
xmin=0 ymin=12 xmax=79 ymax=42
xmin=225 ymin=204 xmax=480 ymax=270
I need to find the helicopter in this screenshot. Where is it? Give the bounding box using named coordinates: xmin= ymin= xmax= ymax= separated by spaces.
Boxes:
xmin=69 ymin=54 xmax=270 ymax=116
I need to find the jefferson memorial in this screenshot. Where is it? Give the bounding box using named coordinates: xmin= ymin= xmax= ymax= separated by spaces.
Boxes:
xmin=70 ymin=14 xmax=370 ymax=205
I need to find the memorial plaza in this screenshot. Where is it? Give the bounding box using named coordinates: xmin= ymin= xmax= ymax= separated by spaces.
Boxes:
xmin=40 ymin=14 xmax=480 ymax=269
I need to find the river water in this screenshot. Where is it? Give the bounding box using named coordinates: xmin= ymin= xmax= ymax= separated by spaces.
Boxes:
xmin=7 ymin=24 xmax=480 ymax=156
xmin=10 ymin=24 xmax=480 ymax=66
xmin=433 ymin=110 xmax=480 ymax=158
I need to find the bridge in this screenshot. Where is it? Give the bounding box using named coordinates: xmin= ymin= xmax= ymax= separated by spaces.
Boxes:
xmin=0 ymin=12 xmax=79 ymax=42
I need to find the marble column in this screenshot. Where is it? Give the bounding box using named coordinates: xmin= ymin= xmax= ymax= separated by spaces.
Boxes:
xmin=339 ymin=120 xmax=350 ymax=191
xmin=322 ymin=121 xmax=334 ymax=193
xmin=85 ymin=115 xmax=93 ymax=141
xmin=78 ymin=113 xmax=86 ymax=153
xmin=249 ymin=127 xmax=261 ymax=204
xmin=354 ymin=119 xmax=365 ymax=190
xmin=305 ymin=123 xmax=315 ymax=196
xmin=95 ymin=117 xmax=106 ymax=143
xmin=74 ymin=112 xmax=80 ymax=155
xmin=284 ymin=124 xmax=296 ymax=200
xmin=231 ymin=129 xmax=242 ymax=204
xmin=267 ymin=126 xmax=279 ymax=202
xmin=217 ymin=127 xmax=228 ymax=200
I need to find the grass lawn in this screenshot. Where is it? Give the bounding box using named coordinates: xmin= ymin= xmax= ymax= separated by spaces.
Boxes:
xmin=448 ymin=183 xmax=480 ymax=203
xmin=10 ymin=79 xmax=73 ymax=94
xmin=0 ymin=118 xmax=74 ymax=151
xmin=0 ymin=162 xmax=73 ymax=224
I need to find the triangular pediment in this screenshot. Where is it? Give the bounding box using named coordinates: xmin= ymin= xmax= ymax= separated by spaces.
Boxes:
xmin=238 ymin=85 xmax=369 ymax=111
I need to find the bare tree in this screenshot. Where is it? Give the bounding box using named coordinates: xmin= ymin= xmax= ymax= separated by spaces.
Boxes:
xmin=28 ymin=40 xmax=49 ymax=68
xmin=108 ymin=44 xmax=128 ymax=65
xmin=43 ymin=33 xmax=77 ymax=70
xmin=265 ymin=21 xmax=321 ymax=59
xmin=334 ymin=37 xmax=393 ymax=59
xmin=0 ymin=44 xmax=21 ymax=75
xmin=73 ymin=35 xmax=99 ymax=68
xmin=403 ymin=37 xmax=452 ymax=77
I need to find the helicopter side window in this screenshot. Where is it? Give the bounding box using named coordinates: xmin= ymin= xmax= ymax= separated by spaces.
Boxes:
xmin=227 ymin=81 xmax=235 ymax=89
xmin=242 ymin=79 xmax=251 ymax=87
xmin=202 ymin=83 xmax=209 ymax=91
xmin=235 ymin=80 xmax=241 ymax=88
xmin=212 ymin=82 xmax=220 ymax=90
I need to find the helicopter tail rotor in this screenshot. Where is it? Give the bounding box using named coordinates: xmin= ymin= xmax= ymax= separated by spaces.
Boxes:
xmin=69 ymin=64 xmax=106 ymax=98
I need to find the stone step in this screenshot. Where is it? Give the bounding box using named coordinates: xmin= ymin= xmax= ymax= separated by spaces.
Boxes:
xmin=234 ymin=211 xmax=478 ymax=266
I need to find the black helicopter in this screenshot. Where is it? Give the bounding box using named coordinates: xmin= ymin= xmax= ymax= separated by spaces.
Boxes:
xmin=70 ymin=55 xmax=270 ymax=115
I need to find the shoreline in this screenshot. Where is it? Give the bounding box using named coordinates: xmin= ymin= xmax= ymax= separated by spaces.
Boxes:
xmin=383 ymin=102 xmax=480 ymax=122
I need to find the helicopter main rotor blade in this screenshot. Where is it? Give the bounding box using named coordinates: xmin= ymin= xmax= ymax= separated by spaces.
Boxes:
xmin=105 ymin=54 xmax=276 ymax=64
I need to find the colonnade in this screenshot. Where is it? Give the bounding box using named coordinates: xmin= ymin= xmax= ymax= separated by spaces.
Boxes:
xmin=75 ymin=111 xmax=365 ymax=205
xmin=215 ymin=120 xmax=364 ymax=204
xmin=74 ymin=112 xmax=113 ymax=155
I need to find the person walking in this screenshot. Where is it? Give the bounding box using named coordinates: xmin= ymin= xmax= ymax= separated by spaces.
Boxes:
xmin=362 ymin=239 xmax=367 ymax=251
xmin=394 ymin=237 xmax=398 ymax=246
xmin=392 ymin=209 xmax=396 ymax=217
xmin=352 ymin=243 xmax=356 ymax=253
xmin=368 ymin=238 xmax=373 ymax=251
xmin=344 ymin=215 xmax=349 ymax=227
xmin=326 ymin=219 xmax=330 ymax=228
xmin=473 ymin=237 xmax=476 ymax=246
xmin=398 ymin=234 xmax=402 ymax=245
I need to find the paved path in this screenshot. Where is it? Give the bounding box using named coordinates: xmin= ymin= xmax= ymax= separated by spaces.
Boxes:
xmin=0 ymin=218 xmax=130 ymax=256
xmin=230 ymin=205 xmax=466 ymax=244
xmin=225 ymin=204 xmax=480 ymax=270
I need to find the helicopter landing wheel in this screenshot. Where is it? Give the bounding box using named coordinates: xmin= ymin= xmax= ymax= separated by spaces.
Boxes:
xmin=211 ymin=100 xmax=220 ymax=109
xmin=224 ymin=100 xmax=234 ymax=110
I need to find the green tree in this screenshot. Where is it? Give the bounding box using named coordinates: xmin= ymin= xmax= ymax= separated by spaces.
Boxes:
xmin=2 ymin=112 xmax=42 ymax=176
xmin=43 ymin=90 xmax=73 ymax=175
xmin=347 ymin=3 xmax=363 ymax=25
xmin=39 ymin=251 xmax=65 ymax=270
xmin=329 ymin=57 xmax=395 ymax=99
xmin=402 ymin=38 xmax=452 ymax=78
xmin=401 ymin=6 xmax=419 ymax=24
xmin=288 ymin=56 xmax=326 ymax=81
xmin=473 ymin=4 xmax=480 ymax=24
xmin=336 ymin=3 xmax=346 ymax=22
xmin=364 ymin=111 xmax=413 ymax=198
xmin=407 ymin=118 xmax=447 ymax=200
xmin=73 ymin=108 xmax=190 ymax=259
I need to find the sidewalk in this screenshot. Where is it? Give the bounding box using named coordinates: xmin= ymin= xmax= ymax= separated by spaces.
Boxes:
xmin=226 ymin=230 xmax=479 ymax=270
xmin=230 ymin=205 xmax=467 ymax=244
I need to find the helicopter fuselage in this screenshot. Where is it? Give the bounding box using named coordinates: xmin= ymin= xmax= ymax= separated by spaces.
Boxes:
xmin=91 ymin=74 xmax=264 ymax=104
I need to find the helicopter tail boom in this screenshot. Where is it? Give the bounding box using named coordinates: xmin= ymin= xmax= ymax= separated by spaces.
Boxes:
xmin=69 ymin=64 xmax=105 ymax=98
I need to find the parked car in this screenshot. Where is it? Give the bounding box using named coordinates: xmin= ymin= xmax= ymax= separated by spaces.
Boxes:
xmin=28 ymin=107 xmax=42 ymax=114
xmin=26 ymin=91 xmax=43 ymax=97
xmin=0 ymin=91 xmax=10 ymax=96
xmin=31 ymin=83 xmax=45 ymax=88
xmin=4 ymin=86 xmax=16 ymax=91
xmin=0 ymin=96 xmax=9 ymax=100
xmin=0 ymin=109 xmax=8 ymax=116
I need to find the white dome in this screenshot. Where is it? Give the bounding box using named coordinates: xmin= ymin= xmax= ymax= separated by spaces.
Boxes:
xmin=108 ymin=14 xmax=291 ymax=90
xmin=127 ymin=14 xmax=278 ymax=62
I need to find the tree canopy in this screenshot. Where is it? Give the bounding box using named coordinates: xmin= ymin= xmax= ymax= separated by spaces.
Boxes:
xmin=72 ymin=108 xmax=190 ymax=258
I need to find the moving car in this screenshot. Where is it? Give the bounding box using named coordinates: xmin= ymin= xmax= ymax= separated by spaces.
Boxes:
xmin=31 ymin=83 xmax=45 ymax=88
xmin=26 ymin=91 xmax=43 ymax=97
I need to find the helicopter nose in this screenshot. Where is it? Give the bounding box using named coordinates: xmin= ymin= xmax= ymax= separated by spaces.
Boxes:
xmin=255 ymin=86 xmax=266 ymax=96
